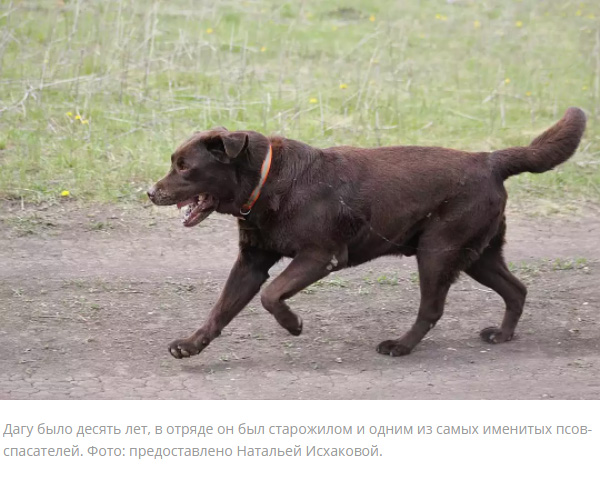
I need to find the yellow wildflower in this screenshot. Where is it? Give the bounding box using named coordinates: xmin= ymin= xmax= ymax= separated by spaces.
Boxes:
xmin=206 ymin=28 xmax=213 ymax=34
xmin=525 ymin=91 xmax=532 ymax=97
xmin=582 ymin=85 xmax=588 ymax=91
xmin=339 ymin=83 xmax=348 ymax=90
xmin=515 ymin=20 xmax=523 ymax=28
xmin=309 ymin=98 xmax=318 ymax=104
xmin=81 ymin=119 xmax=89 ymax=125
xmin=75 ymin=114 xmax=81 ymax=120
xmin=473 ymin=20 xmax=481 ymax=28
xmin=587 ymin=13 xmax=595 ymax=19
xmin=576 ymin=10 xmax=582 ymax=16
xmin=60 ymin=190 xmax=70 ymax=197
xmin=66 ymin=111 xmax=73 ymax=117
xmin=504 ymin=78 xmax=511 ymax=84
xmin=369 ymin=15 xmax=376 ymax=22
xmin=260 ymin=46 xmax=267 ymax=52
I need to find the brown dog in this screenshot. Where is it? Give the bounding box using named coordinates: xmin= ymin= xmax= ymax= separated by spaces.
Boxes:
xmin=148 ymin=108 xmax=586 ymax=359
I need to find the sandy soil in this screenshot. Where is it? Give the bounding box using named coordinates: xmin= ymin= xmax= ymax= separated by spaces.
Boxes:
xmin=0 ymin=201 xmax=599 ymax=399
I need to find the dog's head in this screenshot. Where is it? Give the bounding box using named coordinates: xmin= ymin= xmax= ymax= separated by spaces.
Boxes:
xmin=147 ymin=128 xmax=270 ymax=227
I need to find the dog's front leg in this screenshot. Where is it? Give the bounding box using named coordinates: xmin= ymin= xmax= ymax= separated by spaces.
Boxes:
xmin=260 ymin=247 xmax=347 ymax=336
xmin=168 ymin=247 xmax=280 ymax=359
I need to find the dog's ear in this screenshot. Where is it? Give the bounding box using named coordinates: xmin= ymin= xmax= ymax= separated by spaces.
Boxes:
xmin=205 ymin=131 xmax=248 ymax=162
xmin=220 ymin=132 xmax=249 ymax=159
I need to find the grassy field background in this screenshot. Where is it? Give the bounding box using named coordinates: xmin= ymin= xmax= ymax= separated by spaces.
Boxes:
xmin=0 ymin=0 xmax=599 ymax=210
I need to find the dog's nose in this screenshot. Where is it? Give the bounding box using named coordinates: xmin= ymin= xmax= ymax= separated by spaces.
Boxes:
xmin=147 ymin=186 xmax=157 ymax=201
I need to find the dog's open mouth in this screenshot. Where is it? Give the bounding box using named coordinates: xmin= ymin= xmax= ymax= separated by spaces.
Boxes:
xmin=177 ymin=194 xmax=218 ymax=227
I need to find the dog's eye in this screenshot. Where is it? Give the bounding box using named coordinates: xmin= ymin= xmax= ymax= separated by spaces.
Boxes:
xmin=176 ymin=159 xmax=187 ymax=171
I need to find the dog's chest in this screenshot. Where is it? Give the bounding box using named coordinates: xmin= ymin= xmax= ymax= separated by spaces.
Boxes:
xmin=237 ymin=220 xmax=298 ymax=257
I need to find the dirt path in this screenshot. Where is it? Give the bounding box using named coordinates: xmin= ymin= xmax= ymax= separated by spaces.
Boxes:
xmin=1 ymin=202 xmax=599 ymax=399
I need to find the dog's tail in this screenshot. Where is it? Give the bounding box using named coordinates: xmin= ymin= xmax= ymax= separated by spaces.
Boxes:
xmin=491 ymin=107 xmax=586 ymax=180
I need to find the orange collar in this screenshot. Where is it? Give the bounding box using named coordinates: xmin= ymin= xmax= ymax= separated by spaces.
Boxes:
xmin=240 ymin=144 xmax=273 ymax=217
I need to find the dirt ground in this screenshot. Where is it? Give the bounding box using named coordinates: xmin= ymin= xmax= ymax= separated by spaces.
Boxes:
xmin=0 ymin=201 xmax=599 ymax=399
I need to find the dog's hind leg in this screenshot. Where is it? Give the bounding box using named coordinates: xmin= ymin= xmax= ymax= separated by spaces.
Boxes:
xmin=261 ymin=247 xmax=347 ymax=336
xmin=376 ymin=242 xmax=463 ymax=356
xmin=465 ymin=242 xmax=527 ymax=344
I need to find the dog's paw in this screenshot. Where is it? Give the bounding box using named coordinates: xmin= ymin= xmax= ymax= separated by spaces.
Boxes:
xmin=280 ymin=315 xmax=303 ymax=336
xmin=376 ymin=340 xmax=412 ymax=357
xmin=480 ymin=327 xmax=513 ymax=344
xmin=168 ymin=338 xmax=207 ymax=359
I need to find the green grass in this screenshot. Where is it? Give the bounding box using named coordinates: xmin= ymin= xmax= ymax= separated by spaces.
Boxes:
xmin=0 ymin=0 xmax=599 ymax=205
xmin=508 ymin=257 xmax=590 ymax=279
xmin=374 ymin=274 xmax=399 ymax=286
xmin=303 ymin=276 xmax=349 ymax=293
